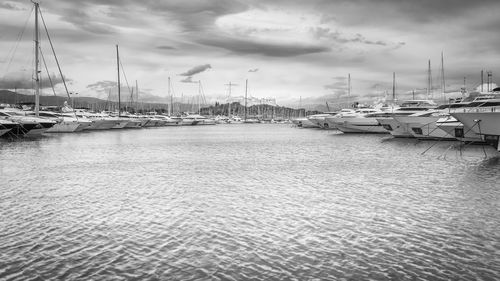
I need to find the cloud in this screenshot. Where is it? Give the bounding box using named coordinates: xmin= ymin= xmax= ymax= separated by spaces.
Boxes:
xmin=248 ymin=68 xmax=259 ymax=72
xmin=58 ymin=7 xmax=117 ymax=35
xmin=179 ymin=64 xmax=212 ymax=76
xmin=197 ymin=35 xmax=330 ymax=57
xmin=157 ymin=45 xmax=176 ymax=50
xmin=310 ymin=27 xmax=387 ymax=46
xmin=87 ymin=80 xmax=117 ymax=92
xmin=146 ymin=0 xmax=248 ymax=32
xmin=180 ymin=76 xmax=198 ymax=83
xmin=0 ymin=72 xmax=68 ymax=90
xmin=0 ymin=2 xmax=25 ymax=11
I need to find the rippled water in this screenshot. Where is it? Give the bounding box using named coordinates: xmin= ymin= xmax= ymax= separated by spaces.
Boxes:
xmin=1 ymin=124 xmax=500 ymax=280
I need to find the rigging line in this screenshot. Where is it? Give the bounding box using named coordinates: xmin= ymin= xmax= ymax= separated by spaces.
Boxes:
xmin=38 ymin=7 xmax=70 ymax=97
xmin=476 ymin=120 xmax=488 ymax=159
xmin=118 ymin=59 xmax=133 ymax=97
xmin=4 ymin=6 xmax=34 ymax=74
xmin=39 ymin=47 xmax=57 ymax=96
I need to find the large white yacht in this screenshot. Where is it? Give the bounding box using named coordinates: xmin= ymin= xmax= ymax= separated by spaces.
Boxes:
xmin=324 ymin=109 xmax=356 ymax=129
xmin=451 ymin=96 xmax=500 ymax=150
xmin=326 ymin=108 xmax=387 ymax=133
xmin=375 ymin=100 xmax=438 ymax=138
xmin=393 ymin=111 xmax=455 ymax=140
xmin=307 ymin=112 xmax=338 ymax=129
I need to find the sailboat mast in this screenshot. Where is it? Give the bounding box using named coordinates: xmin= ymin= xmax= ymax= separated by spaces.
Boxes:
xmin=244 ymin=79 xmax=248 ymax=121
xmin=135 ymin=80 xmax=138 ymax=113
xmin=198 ymin=80 xmax=201 ymax=114
xmin=427 ymin=60 xmax=432 ymax=99
xmin=392 ymin=72 xmax=396 ymax=101
xmin=168 ymin=77 xmax=171 ymax=116
xmin=227 ymin=82 xmax=232 ymax=118
xmin=116 ymin=44 xmax=121 ymax=117
xmin=34 ymin=2 xmax=40 ymax=117
xmin=347 ymin=73 xmax=351 ymax=107
xmin=441 ymin=52 xmax=445 ymax=96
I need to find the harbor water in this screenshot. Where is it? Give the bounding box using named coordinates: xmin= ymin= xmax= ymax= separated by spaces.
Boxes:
xmin=1 ymin=124 xmax=499 ymax=280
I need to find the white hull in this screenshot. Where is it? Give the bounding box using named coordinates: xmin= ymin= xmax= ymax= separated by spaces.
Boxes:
xmin=124 ymin=120 xmax=142 ymax=128
xmin=111 ymin=120 xmax=128 ymax=129
xmin=46 ymin=121 xmax=80 ymax=133
xmin=376 ymin=117 xmax=413 ymax=138
xmin=451 ymin=112 xmax=500 ymax=136
xmin=437 ymin=121 xmax=483 ymax=143
xmin=334 ymin=117 xmax=388 ymax=134
xmin=394 ymin=116 xmax=454 ymax=140
xmin=24 ymin=127 xmax=49 ymax=136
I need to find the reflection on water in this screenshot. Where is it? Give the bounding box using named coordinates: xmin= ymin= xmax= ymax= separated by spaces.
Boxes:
xmin=1 ymin=125 xmax=499 ymax=280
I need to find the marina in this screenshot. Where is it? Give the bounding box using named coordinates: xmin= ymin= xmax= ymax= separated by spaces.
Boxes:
xmin=2 ymin=0 xmax=500 ymax=280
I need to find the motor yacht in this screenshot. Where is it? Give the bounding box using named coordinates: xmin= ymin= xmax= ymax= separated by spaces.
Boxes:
xmin=375 ymin=100 xmax=438 ymax=138
xmin=451 ymin=97 xmax=500 ymax=150
xmin=307 ymin=112 xmax=338 ymax=129
xmin=326 ymin=108 xmax=387 ymax=133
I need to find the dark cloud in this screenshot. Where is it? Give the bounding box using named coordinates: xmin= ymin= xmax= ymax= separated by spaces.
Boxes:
xmin=180 ymin=76 xmax=198 ymax=83
xmin=0 ymin=2 xmax=26 ymax=11
xmin=179 ymin=64 xmax=212 ymax=76
xmin=87 ymin=80 xmax=117 ymax=91
xmin=0 ymin=72 xmax=68 ymax=90
xmin=311 ymin=27 xmax=387 ymax=46
xmin=58 ymin=8 xmax=116 ymax=35
xmin=157 ymin=45 xmax=176 ymax=50
xmin=248 ymin=68 xmax=259 ymax=72
xmin=198 ymin=35 xmax=329 ymax=57
xmin=146 ymin=0 xmax=248 ymax=32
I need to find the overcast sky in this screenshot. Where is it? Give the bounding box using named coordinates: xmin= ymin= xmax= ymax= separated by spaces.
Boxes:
xmin=1 ymin=0 xmax=499 ymax=106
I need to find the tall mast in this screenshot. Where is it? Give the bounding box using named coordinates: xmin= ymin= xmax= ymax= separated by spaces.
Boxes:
xmin=226 ymin=81 xmax=233 ymax=118
xmin=347 ymin=73 xmax=351 ymax=107
xmin=481 ymin=70 xmax=484 ymax=92
xmin=198 ymin=80 xmax=201 ymax=114
xmin=116 ymin=44 xmax=121 ymax=117
xmin=168 ymin=77 xmax=172 ymax=116
xmin=244 ymin=79 xmax=248 ymax=121
xmin=34 ymin=2 xmax=40 ymax=117
xmin=392 ymin=72 xmax=396 ymax=102
xmin=427 ymin=60 xmax=432 ymax=99
xmin=135 ymin=80 xmax=139 ymax=113
xmin=441 ymin=51 xmax=445 ymax=96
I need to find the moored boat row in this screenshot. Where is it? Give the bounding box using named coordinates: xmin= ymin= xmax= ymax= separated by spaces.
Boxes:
xmin=293 ymin=93 xmax=500 ymax=151
xmin=0 ymin=106 xmax=233 ymax=139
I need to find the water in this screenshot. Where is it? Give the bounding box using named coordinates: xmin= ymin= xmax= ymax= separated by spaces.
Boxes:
xmin=1 ymin=124 xmax=499 ymax=280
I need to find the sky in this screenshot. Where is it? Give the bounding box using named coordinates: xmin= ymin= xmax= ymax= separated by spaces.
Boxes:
xmin=1 ymin=0 xmax=500 ymax=108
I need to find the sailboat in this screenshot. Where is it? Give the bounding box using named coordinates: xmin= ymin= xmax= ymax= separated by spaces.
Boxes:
xmin=0 ymin=2 xmax=57 ymax=137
